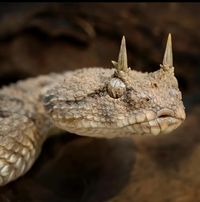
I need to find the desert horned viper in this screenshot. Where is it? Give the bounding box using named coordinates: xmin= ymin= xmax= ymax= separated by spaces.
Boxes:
xmin=0 ymin=34 xmax=186 ymax=186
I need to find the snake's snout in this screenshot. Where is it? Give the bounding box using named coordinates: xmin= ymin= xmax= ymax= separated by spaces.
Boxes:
xmin=153 ymin=107 xmax=186 ymax=135
xmin=157 ymin=107 xmax=186 ymax=121
xmin=175 ymin=106 xmax=186 ymax=121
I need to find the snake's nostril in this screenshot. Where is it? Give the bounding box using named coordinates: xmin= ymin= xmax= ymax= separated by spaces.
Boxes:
xmin=158 ymin=114 xmax=169 ymax=118
xmin=157 ymin=109 xmax=174 ymax=118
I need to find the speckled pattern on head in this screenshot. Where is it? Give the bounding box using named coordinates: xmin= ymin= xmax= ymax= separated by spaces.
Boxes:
xmin=0 ymin=34 xmax=186 ymax=186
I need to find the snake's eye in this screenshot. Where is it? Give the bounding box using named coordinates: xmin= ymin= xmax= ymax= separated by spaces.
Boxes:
xmin=107 ymin=78 xmax=126 ymax=98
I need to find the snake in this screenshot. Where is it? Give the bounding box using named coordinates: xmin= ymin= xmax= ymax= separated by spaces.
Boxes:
xmin=0 ymin=34 xmax=186 ymax=186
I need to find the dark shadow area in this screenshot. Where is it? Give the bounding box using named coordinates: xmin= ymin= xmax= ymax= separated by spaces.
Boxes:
xmin=0 ymin=136 xmax=136 ymax=202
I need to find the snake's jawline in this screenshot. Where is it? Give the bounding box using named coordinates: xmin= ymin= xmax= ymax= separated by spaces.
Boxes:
xmin=51 ymin=116 xmax=182 ymax=137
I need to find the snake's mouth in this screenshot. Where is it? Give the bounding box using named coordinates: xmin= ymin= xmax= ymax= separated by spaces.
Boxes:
xmin=128 ymin=108 xmax=185 ymax=136
xmin=130 ymin=117 xmax=182 ymax=136
xmin=50 ymin=107 xmax=185 ymax=137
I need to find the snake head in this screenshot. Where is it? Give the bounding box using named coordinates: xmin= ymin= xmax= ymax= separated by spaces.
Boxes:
xmin=42 ymin=34 xmax=186 ymax=138
xmin=107 ymin=34 xmax=185 ymax=136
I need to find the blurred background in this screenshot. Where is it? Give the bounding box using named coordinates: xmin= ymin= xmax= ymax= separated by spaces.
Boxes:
xmin=0 ymin=3 xmax=200 ymax=202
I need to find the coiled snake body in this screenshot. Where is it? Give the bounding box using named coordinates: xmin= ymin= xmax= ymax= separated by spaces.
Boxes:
xmin=0 ymin=35 xmax=186 ymax=186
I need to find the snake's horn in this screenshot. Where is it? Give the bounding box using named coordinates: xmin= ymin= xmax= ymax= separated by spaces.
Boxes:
xmin=111 ymin=60 xmax=118 ymax=68
xmin=112 ymin=36 xmax=128 ymax=72
xmin=161 ymin=33 xmax=173 ymax=70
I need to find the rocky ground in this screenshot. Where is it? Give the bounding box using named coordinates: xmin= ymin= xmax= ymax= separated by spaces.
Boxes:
xmin=0 ymin=3 xmax=199 ymax=202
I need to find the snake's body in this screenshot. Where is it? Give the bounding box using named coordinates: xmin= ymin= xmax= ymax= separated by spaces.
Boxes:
xmin=0 ymin=35 xmax=186 ymax=186
xmin=0 ymin=73 xmax=62 ymax=185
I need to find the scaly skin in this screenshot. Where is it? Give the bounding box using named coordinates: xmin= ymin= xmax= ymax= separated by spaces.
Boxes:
xmin=0 ymin=35 xmax=186 ymax=186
